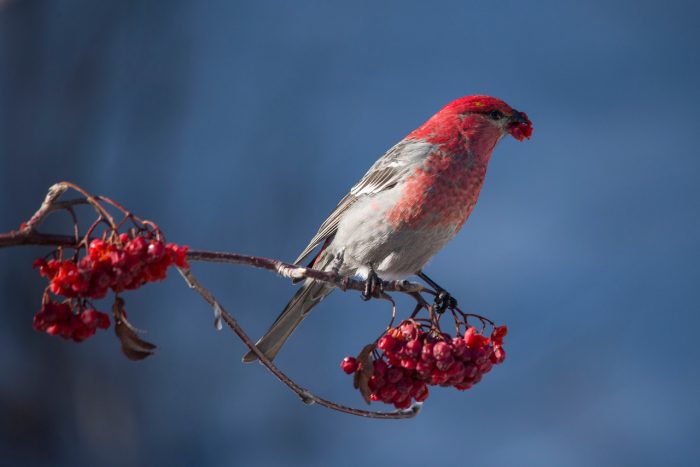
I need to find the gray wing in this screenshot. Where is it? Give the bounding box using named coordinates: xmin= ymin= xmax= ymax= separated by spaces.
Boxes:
xmin=294 ymin=139 xmax=433 ymax=265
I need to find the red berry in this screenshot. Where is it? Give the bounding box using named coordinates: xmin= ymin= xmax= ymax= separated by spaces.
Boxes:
xmin=479 ymin=360 xmax=494 ymax=374
xmin=368 ymin=375 xmax=385 ymax=390
xmin=433 ymin=341 xmax=452 ymax=361
xmin=377 ymin=334 xmax=396 ymax=353
xmin=97 ymin=313 xmax=110 ymax=330
xmin=72 ymin=326 xmax=95 ymax=342
xmin=340 ymin=356 xmax=358 ymax=374
xmin=373 ymin=359 xmax=388 ymax=378
xmin=400 ymin=358 xmax=417 ymax=370
xmin=379 ymin=384 xmax=397 ymax=403
xmin=491 ymin=346 xmax=506 ymax=364
xmin=125 ymin=236 xmax=148 ymax=257
xmin=491 ymin=325 xmax=508 ymax=345
xmin=395 ymin=377 xmax=412 ymax=395
xmin=421 ymin=341 xmax=434 ymax=362
xmin=472 ymin=347 xmax=490 ymax=365
xmin=399 ymin=321 xmax=418 ymax=340
xmin=167 ymin=243 xmax=189 ymax=268
xmin=146 ymin=241 xmax=166 ymax=263
xmin=430 ymin=369 xmax=449 ymax=385
xmin=464 ymin=363 xmax=478 ymax=379
xmin=393 ymin=392 xmax=411 ymax=409
xmin=88 ymin=239 xmax=106 ymax=260
xmin=387 ymin=367 xmax=403 ymax=384
xmin=454 ymin=382 xmax=473 ymax=391
xmin=415 ymin=360 xmax=434 ymax=378
xmin=446 ymin=361 xmax=465 ymax=380
xmin=411 ymin=382 xmax=429 ymax=402
xmin=435 ymin=355 xmax=455 ymax=371
xmin=451 ymin=337 xmax=468 ymax=360
xmin=405 ymin=338 xmax=422 ymax=358
xmin=80 ymin=309 xmax=102 ymax=328
xmin=465 ymin=327 xmax=490 ymax=348
xmin=387 ymin=355 xmax=401 ymax=367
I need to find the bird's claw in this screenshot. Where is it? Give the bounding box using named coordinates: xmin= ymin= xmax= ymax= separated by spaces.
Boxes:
xmin=433 ymin=290 xmax=457 ymax=314
xmin=362 ymin=269 xmax=383 ymax=301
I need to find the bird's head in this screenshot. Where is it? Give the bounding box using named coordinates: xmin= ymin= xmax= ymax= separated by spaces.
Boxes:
xmin=409 ymin=96 xmax=532 ymax=153
xmin=445 ymin=95 xmax=533 ymax=142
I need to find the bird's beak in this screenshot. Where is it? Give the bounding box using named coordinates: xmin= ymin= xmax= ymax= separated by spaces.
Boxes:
xmin=507 ymin=110 xmax=533 ymax=141
xmin=510 ymin=110 xmax=527 ymax=124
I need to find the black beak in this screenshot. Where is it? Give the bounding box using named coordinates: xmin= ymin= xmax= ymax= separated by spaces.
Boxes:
xmin=510 ymin=110 xmax=527 ymax=124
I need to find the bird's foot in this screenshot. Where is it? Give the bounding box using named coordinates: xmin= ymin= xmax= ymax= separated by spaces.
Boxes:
xmin=416 ymin=271 xmax=458 ymax=314
xmin=433 ymin=290 xmax=458 ymax=314
xmin=362 ymin=267 xmax=383 ymax=301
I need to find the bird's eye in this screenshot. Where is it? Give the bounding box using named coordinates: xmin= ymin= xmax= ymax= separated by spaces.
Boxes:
xmin=489 ymin=110 xmax=504 ymax=121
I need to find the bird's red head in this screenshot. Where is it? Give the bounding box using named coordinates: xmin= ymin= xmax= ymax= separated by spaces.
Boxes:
xmin=444 ymin=95 xmax=533 ymax=141
xmin=408 ymin=95 xmax=533 ymax=152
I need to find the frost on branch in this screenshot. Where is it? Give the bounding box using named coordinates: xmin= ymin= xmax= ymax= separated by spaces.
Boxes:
xmin=0 ymin=181 xmax=510 ymax=419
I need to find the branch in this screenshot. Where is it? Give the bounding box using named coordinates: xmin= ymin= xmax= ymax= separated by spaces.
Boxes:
xmin=2 ymin=182 xmax=425 ymax=418
xmin=178 ymin=267 xmax=420 ymax=419
xmin=186 ymin=250 xmax=429 ymax=296
xmin=0 ymin=230 xmax=79 ymax=248
xmin=0 ymin=235 xmax=430 ymax=297
xmin=6 ymin=182 xmax=507 ymax=419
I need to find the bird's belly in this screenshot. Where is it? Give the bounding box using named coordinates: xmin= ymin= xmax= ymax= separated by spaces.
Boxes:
xmin=332 ymin=190 xmax=460 ymax=279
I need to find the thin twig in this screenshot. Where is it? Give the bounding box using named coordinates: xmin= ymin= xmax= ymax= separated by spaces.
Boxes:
xmin=177 ymin=267 xmax=420 ymax=419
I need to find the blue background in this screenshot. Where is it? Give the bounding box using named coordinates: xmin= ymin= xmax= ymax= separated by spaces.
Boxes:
xmin=1 ymin=1 xmax=699 ymax=466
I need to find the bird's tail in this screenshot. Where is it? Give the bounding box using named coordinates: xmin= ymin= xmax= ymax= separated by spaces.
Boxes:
xmin=242 ymin=276 xmax=334 ymax=363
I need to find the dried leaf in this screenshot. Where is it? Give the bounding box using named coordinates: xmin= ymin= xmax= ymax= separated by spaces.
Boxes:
xmin=112 ymin=297 xmax=156 ymax=361
xmin=353 ymin=343 xmax=376 ymax=404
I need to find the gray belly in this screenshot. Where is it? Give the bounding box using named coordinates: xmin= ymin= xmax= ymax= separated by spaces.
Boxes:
xmin=330 ymin=190 xmax=459 ymax=279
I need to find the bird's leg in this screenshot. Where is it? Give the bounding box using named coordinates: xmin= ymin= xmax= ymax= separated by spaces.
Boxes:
xmin=362 ymin=264 xmax=383 ymax=301
xmin=417 ymin=271 xmax=457 ymax=314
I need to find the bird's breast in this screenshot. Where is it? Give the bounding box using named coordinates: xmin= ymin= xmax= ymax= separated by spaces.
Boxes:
xmin=385 ymin=152 xmax=487 ymax=232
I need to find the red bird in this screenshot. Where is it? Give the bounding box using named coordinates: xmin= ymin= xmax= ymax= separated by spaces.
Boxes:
xmin=244 ymin=96 xmax=532 ymax=363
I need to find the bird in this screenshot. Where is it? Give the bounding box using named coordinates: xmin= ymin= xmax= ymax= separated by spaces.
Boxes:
xmin=243 ymin=95 xmax=532 ymax=363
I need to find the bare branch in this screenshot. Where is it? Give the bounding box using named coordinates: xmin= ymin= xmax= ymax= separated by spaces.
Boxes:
xmin=177 ymin=267 xmax=420 ymax=419
xmin=0 ymin=229 xmax=79 ymax=248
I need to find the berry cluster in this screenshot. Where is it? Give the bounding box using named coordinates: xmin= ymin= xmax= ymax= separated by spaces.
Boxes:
xmin=34 ymin=234 xmax=189 ymax=300
xmin=32 ymin=233 xmax=189 ymax=341
xmin=341 ymin=320 xmax=507 ymax=409
xmin=32 ymin=300 xmax=110 ymax=342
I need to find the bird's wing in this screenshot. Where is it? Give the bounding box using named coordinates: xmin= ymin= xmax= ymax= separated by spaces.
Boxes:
xmin=294 ymin=139 xmax=433 ymax=265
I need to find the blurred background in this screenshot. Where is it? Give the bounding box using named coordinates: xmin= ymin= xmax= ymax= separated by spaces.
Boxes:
xmin=1 ymin=1 xmax=699 ymax=466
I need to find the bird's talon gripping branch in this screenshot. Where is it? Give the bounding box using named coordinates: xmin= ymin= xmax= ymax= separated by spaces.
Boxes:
xmin=434 ymin=290 xmax=458 ymax=314
xmin=417 ymin=271 xmax=457 ymax=314
xmin=362 ymin=267 xmax=383 ymax=301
